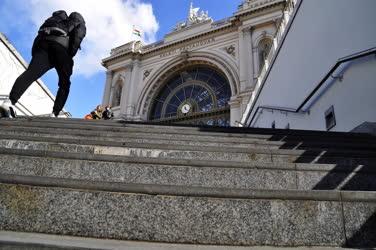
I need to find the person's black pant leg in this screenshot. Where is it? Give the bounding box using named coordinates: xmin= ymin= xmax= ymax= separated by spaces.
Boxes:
xmin=50 ymin=43 xmax=73 ymax=116
xmin=9 ymin=42 xmax=52 ymax=104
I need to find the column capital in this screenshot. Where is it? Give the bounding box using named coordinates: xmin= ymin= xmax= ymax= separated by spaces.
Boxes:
xmin=124 ymin=64 xmax=134 ymax=72
xmin=239 ymin=26 xmax=253 ymax=33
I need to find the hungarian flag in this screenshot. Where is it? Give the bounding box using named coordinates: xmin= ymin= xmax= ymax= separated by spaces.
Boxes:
xmin=133 ymin=27 xmax=141 ymax=37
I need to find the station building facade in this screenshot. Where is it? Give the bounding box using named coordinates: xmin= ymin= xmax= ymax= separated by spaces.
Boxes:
xmin=102 ymin=0 xmax=290 ymax=126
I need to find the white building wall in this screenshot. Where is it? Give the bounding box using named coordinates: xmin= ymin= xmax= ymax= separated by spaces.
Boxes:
xmin=0 ymin=33 xmax=65 ymax=116
xmin=245 ymin=0 xmax=376 ymax=131
xmin=253 ymin=56 xmax=376 ymax=131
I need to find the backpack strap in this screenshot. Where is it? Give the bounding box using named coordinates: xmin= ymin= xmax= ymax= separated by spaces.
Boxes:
xmin=39 ymin=27 xmax=68 ymax=36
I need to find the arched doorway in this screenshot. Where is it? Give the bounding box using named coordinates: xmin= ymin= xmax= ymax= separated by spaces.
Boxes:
xmin=149 ymin=65 xmax=231 ymax=126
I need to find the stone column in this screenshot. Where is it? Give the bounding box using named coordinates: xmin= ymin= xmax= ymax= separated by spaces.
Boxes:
xmin=102 ymin=71 xmax=113 ymax=106
xmin=252 ymin=40 xmax=259 ymax=80
xmin=123 ymin=59 xmax=141 ymax=119
xmin=119 ymin=69 xmax=131 ymax=116
xmin=129 ymin=59 xmax=141 ymax=118
xmin=249 ymin=27 xmax=256 ymax=89
xmin=239 ymin=27 xmax=253 ymax=92
xmin=228 ymin=96 xmax=242 ymax=127
xmin=238 ymin=28 xmax=247 ymax=92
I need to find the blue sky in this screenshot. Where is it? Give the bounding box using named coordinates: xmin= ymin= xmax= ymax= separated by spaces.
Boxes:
xmin=0 ymin=0 xmax=242 ymax=118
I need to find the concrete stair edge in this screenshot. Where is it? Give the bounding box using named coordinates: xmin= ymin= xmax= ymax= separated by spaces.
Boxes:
xmin=1 ymin=127 xmax=376 ymax=150
xmin=1 ymin=118 xmax=376 ymax=140
xmin=1 ymin=135 xmax=376 ymax=158
xmin=1 ymin=175 xmax=376 ymax=202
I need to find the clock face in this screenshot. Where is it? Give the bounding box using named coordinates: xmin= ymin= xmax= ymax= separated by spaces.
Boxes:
xmin=181 ymin=103 xmax=191 ymax=114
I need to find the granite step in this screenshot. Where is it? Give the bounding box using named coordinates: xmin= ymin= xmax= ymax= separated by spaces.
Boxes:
xmin=1 ymin=126 xmax=376 ymax=151
xmin=2 ymin=117 xmax=374 ymax=138
xmin=1 ymin=118 xmax=376 ymax=248
xmin=1 ymin=148 xmax=375 ymax=191
xmin=1 ymin=137 xmax=376 ymax=165
xmin=1 ymin=118 xmax=376 ymax=144
xmin=0 ymin=178 xmax=375 ymax=247
xmin=0 ymin=128 xmax=306 ymax=151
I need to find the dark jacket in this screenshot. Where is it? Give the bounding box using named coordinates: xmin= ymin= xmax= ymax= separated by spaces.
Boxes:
xmin=67 ymin=12 xmax=86 ymax=57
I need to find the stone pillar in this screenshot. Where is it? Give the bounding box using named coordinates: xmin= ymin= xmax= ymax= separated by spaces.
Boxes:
xmin=249 ymin=27 xmax=256 ymax=89
xmin=229 ymin=96 xmax=242 ymax=127
xmin=252 ymin=41 xmax=259 ymax=80
xmin=239 ymin=27 xmax=254 ymax=92
xmin=129 ymin=59 xmax=141 ymax=118
xmin=123 ymin=59 xmax=141 ymax=119
xmin=238 ymin=28 xmax=247 ymax=92
xmin=119 ymin=69 xmax=131 ymax=116
xmin=102 ymin=71 xmax=113 ymax=106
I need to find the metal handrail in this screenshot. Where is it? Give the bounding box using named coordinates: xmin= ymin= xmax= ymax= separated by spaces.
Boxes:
xmin=256 ymin=105 xmax=306 ymax=114
xmin=248 ymin=47 xmax=376 ymax=127
xmin=296 ymin=47 xmax=376 ymax=112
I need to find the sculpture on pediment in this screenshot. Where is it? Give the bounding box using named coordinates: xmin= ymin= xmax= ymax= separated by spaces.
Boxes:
xmin=188 ymin=2 xmax=209 ymax=24
xmin=173 ymin=2 xmax=212 ymax=31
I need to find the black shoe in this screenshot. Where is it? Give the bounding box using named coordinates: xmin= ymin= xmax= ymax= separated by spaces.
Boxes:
xmin=9 ymin=106 xmax=16 ymax=118
xmin=0 ymin=99 xmax=16 ymax=118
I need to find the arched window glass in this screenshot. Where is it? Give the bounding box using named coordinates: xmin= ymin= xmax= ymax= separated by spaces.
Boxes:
xmin=258 ymin=38 xmax=273 ymax=73
xmin=149 ymin=66 xmax=231 ymax=127
xmin=111 ymin=81 xmax=123 ymax=107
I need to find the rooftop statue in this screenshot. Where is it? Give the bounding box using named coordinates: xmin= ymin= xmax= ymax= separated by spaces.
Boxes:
xmin=173 ymin=2 xmax=212 ymax=31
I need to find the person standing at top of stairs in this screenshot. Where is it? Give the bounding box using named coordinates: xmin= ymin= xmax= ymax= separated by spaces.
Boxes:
xmin=0 ymin=10 xmax=86 ymax=118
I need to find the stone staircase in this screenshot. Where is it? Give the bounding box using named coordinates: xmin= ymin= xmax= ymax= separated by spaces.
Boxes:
xmin=0 ymin=117 xmax=375 ymax=249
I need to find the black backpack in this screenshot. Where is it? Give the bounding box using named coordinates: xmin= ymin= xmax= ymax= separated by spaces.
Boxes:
xmin=39 ymin=10 xmax=70 ymax=36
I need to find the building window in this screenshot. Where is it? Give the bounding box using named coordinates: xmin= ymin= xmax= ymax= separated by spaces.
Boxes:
xmin=149 ymin=66 xmax=231 ymax=126
xmin=258 ymin=38 xmax=273 ymax=73
xmin=111 ymin=82 xmax=123 ymax=107
xmin=325 ymin=106 xmax=336 ymax=131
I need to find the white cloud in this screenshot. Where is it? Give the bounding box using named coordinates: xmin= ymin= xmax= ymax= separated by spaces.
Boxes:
xmin=25 ymin=0 xmax=159 ymax=77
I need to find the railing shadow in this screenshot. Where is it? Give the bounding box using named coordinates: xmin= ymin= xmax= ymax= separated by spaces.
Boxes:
xmin=268 ymin=132 xmax=376 ymax=248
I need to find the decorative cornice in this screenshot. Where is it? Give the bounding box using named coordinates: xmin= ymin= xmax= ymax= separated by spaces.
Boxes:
xmin=102 ymin=24 xmax=234 ymax=65
xmin=236 ymin=0 xmax=285 ymax=16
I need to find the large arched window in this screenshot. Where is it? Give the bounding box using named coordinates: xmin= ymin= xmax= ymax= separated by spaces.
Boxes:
xmin=258 ymin=38 xmax=273 ymax=73
xmin=149 ymin=66 xmax=231 ymax=126
xmin=111 ymin=81 xmax=123 ymax=107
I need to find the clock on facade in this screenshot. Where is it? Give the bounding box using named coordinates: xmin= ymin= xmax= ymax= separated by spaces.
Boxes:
xmin=181 ymin=103 xmax=191 ymax=114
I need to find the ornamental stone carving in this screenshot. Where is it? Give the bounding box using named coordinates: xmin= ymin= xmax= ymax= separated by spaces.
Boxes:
xmin=225 ymin=45 xmax=236 ymax=57
xmin=143 ymin=69 xmax=153 ymax=80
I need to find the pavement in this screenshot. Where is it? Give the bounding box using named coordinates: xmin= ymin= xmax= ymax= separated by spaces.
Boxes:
xmin=0 ymin=231 xmax=363 ymax=250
